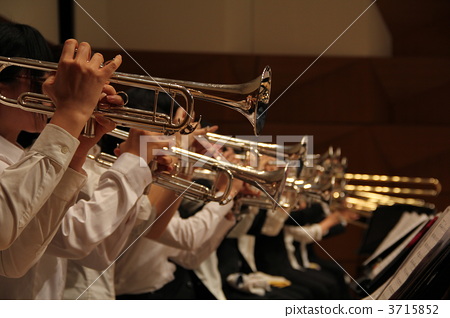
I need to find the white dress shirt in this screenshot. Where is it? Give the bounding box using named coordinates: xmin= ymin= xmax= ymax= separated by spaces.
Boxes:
xmin=63 ymin=195 xmax=154 ymax=300
xmin=115 ymin=200 xmax=235 ymax=296
xmin=284 ymin=202 xmax=330 ymax=269
xmin=0 ymin=124 xmax=86 ymax=278
xmin=0 ymin=146 xmax=153 ymax=299
xmin=193 ymin=252 xmax=227 ymax=299
xmin=193 ymin=206 xmax=260 ymax=299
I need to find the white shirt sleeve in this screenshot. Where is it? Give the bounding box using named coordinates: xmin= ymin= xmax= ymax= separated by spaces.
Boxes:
xmin=283 ymin=223 xmax=323 ymax=244
xmin=0 ymin=168 xmax=86 ymax=278
xmin=45 ymin=153 xmax=152 ymax=263
xmin=154 ymin=199 xmax=235 ymax=270
xmin=0 ymin=124 xmax=81 ymax=250
xmin=75 ymin=195 xmax=154 ymax=271
xmin=171 ymin=217 xmax=235 ymax=270
xmin=156 ymin=199 xmax=233 ymax=251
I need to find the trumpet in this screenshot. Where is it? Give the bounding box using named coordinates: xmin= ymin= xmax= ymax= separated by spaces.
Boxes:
xmin=343 ymin=173 xmax=441 ymax=196
xmin=191 ymin=163 xmax=299 ymax=213
xmin=0 ymin=56 xmax=272 ymax=136
xmin=186 ymin=133 xmax=307 ymax=212
xmin=169 ymin=146 xmax=288 ymax=207
xmin=295 ymin=147 xmax=441 ymax=213
xmin=200 ymin=132 xmax=307 ymax=162
xmin=98 ymin=129 xmax=288 ymax=207
xmin=88 ymin=151 xmax=234 ymax=205
xmin=120 ymin=66 xmax=272 ymax=135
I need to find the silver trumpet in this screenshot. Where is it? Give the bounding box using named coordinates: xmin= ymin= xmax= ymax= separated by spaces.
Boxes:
xmin=98 ymin=129 xmax=288 ymax=206
xmin=191 ymin=162 xmax=298 ymax=213
xmin=293 ymin=147 xmax=441 ymax=214
xmin=169 ymin=146 xmax=288 ymax=206
xmin=120 ymin=66 xmax=272 ymax=135
xmin=200 ymin=132 xmax=307 ymax=161
xmin=88 ymin=151 xmax=234 ymax=205
xmin=0 ymin=56 xmax=272 ymax=136
xmin=190 ymin=132 xmax=307 ymax=212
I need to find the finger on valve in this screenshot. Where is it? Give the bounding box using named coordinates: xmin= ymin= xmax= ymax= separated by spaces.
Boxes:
xmin=152 ymin=155 xmax=175 ymax=173
xmin=45 ymin=39 xmax=122 ymax=137
xmin=98 ymin=84 xmax=125 ymax=108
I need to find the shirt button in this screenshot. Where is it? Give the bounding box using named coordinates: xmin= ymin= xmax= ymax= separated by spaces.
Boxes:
xmin=61 ymin=146 xmax=69 ymax=154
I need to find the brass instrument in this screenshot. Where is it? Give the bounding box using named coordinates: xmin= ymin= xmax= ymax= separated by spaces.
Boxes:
xmin=191 ymin=163 xmax=298 ymax=213
xmin=0 ymin=56 xmax=272 ymax=136
xmin=295 ymin=148 xmax=441 ymax=213
xmin=96 ymin=129 xmax=288 ymax=207
xmin=343 ymin=173 xmax=441 ymax=197
xmin=198 ymin=144 xmax=442 ymax=215
xmin=201 ymin=132 xmax=307 ymax=162
xmin=120 ymin=66 xmax=272 ymax=135
xmin=167 ymin=146 xmax=288 ymax=208
xmin=189 ymin=132 xmax=307 ymax=212
xmin=87 ymin=151 xmax=234 ymax=205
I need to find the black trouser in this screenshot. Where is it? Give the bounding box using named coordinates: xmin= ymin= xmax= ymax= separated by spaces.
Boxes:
xmin=116 ymin=265 xmax=197 ymax=300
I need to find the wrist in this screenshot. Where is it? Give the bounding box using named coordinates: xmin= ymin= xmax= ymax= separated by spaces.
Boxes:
xmin=69 ymin=155 xmax=87 ymax=173
xmin=50 ymin=108 xmax=92 ymax=138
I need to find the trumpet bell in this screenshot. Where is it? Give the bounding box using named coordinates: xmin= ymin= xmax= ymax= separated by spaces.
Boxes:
xmin=149 ymin=65 xmax=272 ymax=135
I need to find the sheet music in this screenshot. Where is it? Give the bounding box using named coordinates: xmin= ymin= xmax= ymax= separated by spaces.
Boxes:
xmin=362 ymin=280 xmax=390 ymax=300
xmin=377 ymin=207 xmax=450 ymax=300
xmin=364 ymin=211 xmax=430 ymax=266
xmin=368 ymin=221 xmax=427 ymax=280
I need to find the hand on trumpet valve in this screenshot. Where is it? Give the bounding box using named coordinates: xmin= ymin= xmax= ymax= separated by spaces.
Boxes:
xmin=186 ymin=123 xmax=220 ymax=156
xmin=258 ymin=154 xmax=278 ymax=171
xmin=150 ymin=155 xmax=175 ymax=174
xmin=190 ymin=124 xmax=219 ymax=154
xmin=240 ymin=183 xmax=262 ymax=197
xmin=97 ymin=84 xmax=126 ymax=109
xmin=46 ymin=39 xmax=122 ymax=137
xmin=114 ymin=128 xmax=174 ymax=170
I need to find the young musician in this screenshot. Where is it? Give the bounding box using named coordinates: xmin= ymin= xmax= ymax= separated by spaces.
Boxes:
xmin=0 ymin=23 xmax=121 ymax=276
xmin=0 ymin=23 xmax=172 ymax=300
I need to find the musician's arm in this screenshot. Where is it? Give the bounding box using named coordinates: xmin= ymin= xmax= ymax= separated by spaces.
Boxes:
xmin=45 ymin=153 xmax=152 ymax=261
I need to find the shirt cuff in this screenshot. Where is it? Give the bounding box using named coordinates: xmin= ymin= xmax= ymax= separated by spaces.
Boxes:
xmin=111 ymin=152 xmax=153 ymax=194
xmin=29 ymin=124 xmax=80 ymax=169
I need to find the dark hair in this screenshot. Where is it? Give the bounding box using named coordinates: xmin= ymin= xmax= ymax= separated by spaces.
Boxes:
xmin=0 ymin=22 xmax=54 ymax=83
xmin=0 ymin=23 xmax=55 ymax=147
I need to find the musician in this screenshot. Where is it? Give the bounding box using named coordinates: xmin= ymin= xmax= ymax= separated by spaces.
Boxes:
xmin=207 ymin=152 xmax=357 ymax=299
xmin=115 ymin=194 xmax=238 ymax=299
xmin=0 ymin=23 xmax=176 ymax=299
xmin=114 ymin=143 xmax=243 ymax=300
xmin=215 ymin=208 xmax=316 ymax=300
xmin=0 ymin=23 xmax=120 ymax=277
